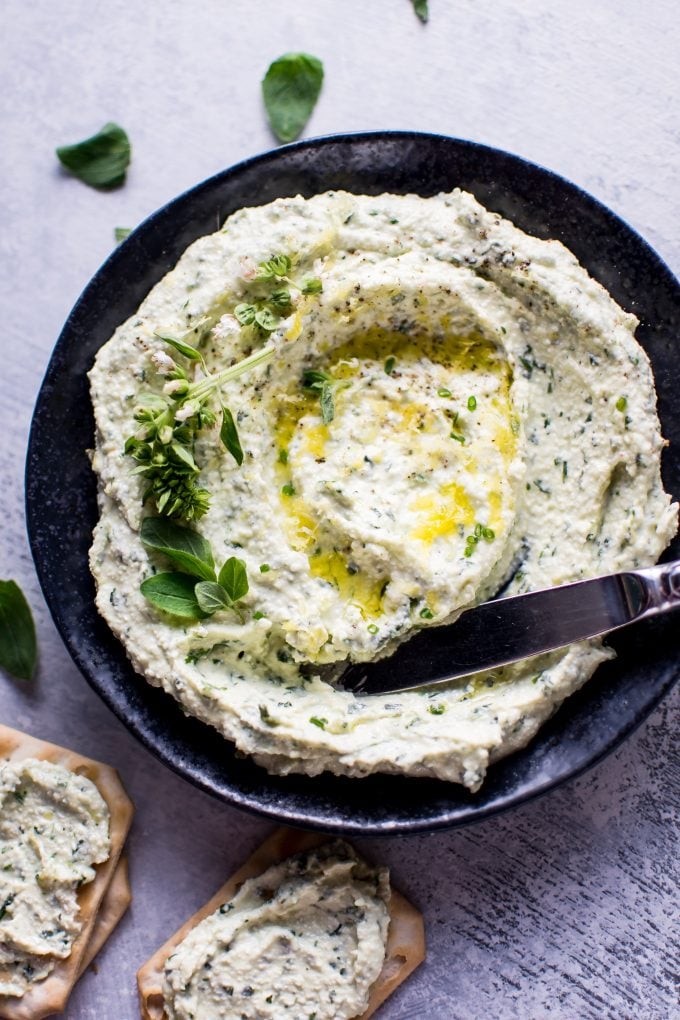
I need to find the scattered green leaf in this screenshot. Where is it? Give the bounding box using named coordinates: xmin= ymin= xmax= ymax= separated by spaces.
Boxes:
xmin=301 ymin=277 xmax=323 ymax=295
xmin=56 ymin=122 xmax=131 ymax=188
xmin=0 ymin=581 xmax=37 ymax=681
xmin=114 ymin=227 xmax=131 ymax=243
xmin=262 ymin=53 xmax=324 ymax=143
xmin=309 ymin=716 xmax=328 ymax=729
xmin=412 ymin=0 xmax=429 ymax=23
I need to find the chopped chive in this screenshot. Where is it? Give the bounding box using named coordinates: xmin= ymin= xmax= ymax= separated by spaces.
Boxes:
xmin=464 ymin=547 xmax=473 ymax=558
xmin=467 ymin=395 xmax=477 ymax=411
xmin=437 ymin=387 xmax=452 ymax=398
xmin=616 ymin=396 xmax=627 ymax=412
xmin=259 ymin=564 xmax=271 ymax=573
xmin=450 ymin=432 xmax=465 ymax=444
xmin=309 ymin=716 xmax=327 ymax=729
xmin=419 ymin=607 xmax=434 ymax=619
xmin=474 ymin=523 xmax=483 ymax=538
xmin=428 ymin=703 xmax=446 ymax=715
xmin=281 ymin=483 xmax=295 ymax=496
xmin=253 ymin=610 xmax=265 ymax=620
xmin=482 ymin=527 xmax=495 ymax=541
xmin=278 ymin=448 xmax=289 ymax=464
xmin=367 ymin=623 xmax=379 ymax=634
xmin=384 ymin=356 xmax=396 ymax=375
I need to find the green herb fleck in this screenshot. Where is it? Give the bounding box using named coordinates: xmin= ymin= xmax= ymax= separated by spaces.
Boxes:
xmin=419 ymin=607 xmax=434 ymax=619
xmin=253 ymin=611 xmax=266 ymax=620
xmin=309 ymin=716 xmax=328 ymax=729
xmin=384 ymin=356 xmax=396 ymax=375
xmin=467 ymin=395 xmax=477 ymax=411
xmin=114 ymin=226 xmax=131 ymax=243
xmin=278 ymin=448 xmax=289 ymax=465
xmin=428 ymin=703 xmax=445 ymax=715
xmin=367 ymin=623 xmax=379 ymax=634
xmin=302 ymin=277 xmax=323 ymax=295
xmin=616 ymin=396 xmax=627 ymax=412
xmin=450 ymin=432 xmax=465 ymax=444
xmin=281 ymin=483 xmax=295 ymax=497
xmin=259 ymin=705 xmax=279 ymax=727
xmin=259 ymin=564 xmax=271 ymax=573
xmin=438 ymin=387 xmax=452 ymax=398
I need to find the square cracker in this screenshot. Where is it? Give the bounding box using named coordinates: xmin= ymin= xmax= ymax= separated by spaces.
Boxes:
xmin=137 ymin=826 xmax=425 ymax=1020
xmin=77 ymin=855 xmax=132 ymax=980
xmin=0 ymin=724 xmax=134 ymax=1019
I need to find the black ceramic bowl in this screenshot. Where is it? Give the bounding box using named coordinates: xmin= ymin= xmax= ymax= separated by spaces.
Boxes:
xmin=26 ymin=132 xmax=680 ymax=834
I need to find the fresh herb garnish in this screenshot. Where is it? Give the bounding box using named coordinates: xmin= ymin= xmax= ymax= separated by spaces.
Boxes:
xmin=367 ymin=623 xmax=379 ymax=634
xmin=412 ymin=0 xmax=429 ymax=23
xmin=125 ymin=336 xmax=274 ymax=520
xmin=140 ymin=519 xmax=249 ymax=622
xmin=0 ymin=581 xmax=37 ymax=681
xmin=437 ymin=387 xmax=452 ymax=398
xmin=262 ymin=53 xmax=324 ymax=143
xmin=428 ymin=703 xmax=445 ymax=715
xmin=302 ymin=369 xmax=350 ymax=425
xmin=384 ymin=356 xmax=396 ymax=375
xmin=309 ymin=716 xmax=328 ymax=729
xmin=114 ymin=227 xmax=131 ymax=243
xmin=450 ymin=432 xmax=465 ymax=444
xmin=56 ymin=122 xmax=130 ymax=188
xmin=140 ymin=517 xmax=215 ymax=581
xmin=281 ymin=483 xmax=296 ymax=497
xmin=259 ymin=564 xmax=271 ymax=573
xmin=419 ymin=607 xmax=434 ymax=619
xmin=616 ymin=396 xmax=627 ymax=412
xmin=220 ymin=406 xmax=244 ymax=466
xmin=301 ymin=278 xmax=323 ymax=295
xmin=140 ymin=572 xmax=204 ymax=619
xmin=467 ymin=395 xmax=477 ymax=411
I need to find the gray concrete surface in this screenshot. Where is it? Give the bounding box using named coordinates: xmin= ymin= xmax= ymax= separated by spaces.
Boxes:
xmin=2 ymin=1 xmax=678 ymax=1017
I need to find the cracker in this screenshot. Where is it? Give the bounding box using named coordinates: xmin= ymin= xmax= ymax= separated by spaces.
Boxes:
xmin=137 ymin=827 xmax=425 ymax=1020
xmin=77 ymin=856 xmax=132 ymax=979
xmin=0 ymin=724 xmax=134 ymax=1019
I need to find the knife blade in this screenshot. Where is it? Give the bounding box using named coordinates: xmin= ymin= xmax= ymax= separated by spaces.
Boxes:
xmin=339 ymin=559 xmax=680 ymax=696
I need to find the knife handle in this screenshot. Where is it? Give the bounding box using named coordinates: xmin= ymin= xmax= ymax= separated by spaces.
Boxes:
xmin=633 ymin=559 xmax=680 ymax=617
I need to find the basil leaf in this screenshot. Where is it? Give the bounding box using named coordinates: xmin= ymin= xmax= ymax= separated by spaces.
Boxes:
xmin=56 ymin=122 xmax=131 ymax=188
xmin=220 ymin=406 xmax=244 ymax=466
xmin=140 ymin=518 xmax=216 ymax=581
xmin=412 ymin=0 xmax=429 ymax=23
xmin=262 ymin=53 xmax=324 ymax=144
xmin=319 ymin=381 xmax=334 ymax=424
xmin=194 ymin=581 xmax=231 ymax=615
xmin=154 ymin=332 xmax=202 ymax=361
xmin=0 ymin=581 xmax=37 ymax=681
xmin=218 ymin=557 xmax=249 ymax=602
xmin=140 ymin=572 xmax=204 ymax=618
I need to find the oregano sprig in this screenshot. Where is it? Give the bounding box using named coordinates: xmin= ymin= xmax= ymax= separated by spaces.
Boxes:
xmin=139 ymin=518 xmax=250 ymax=621
xmin=125 ymin=332 xmax=275 ymax=520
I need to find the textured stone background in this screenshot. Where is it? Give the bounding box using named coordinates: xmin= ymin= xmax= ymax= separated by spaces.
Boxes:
xmin=2 ymin=1 xmax=678 ymax=1017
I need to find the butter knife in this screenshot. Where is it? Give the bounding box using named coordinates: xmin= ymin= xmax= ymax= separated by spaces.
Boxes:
xmin=340 ymin=560 xmax=680 ymax=696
